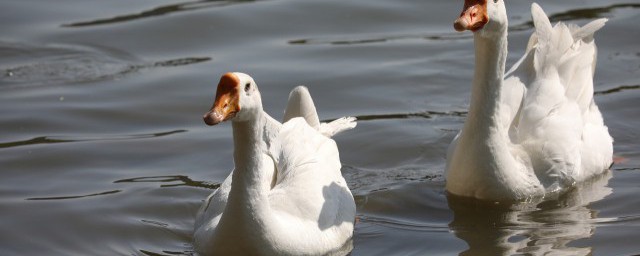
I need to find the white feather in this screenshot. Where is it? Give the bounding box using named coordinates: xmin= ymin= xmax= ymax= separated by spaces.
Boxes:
xmin=446 ymin=2 xmax=613 ymax=200
xmin=195 ymin=75 xmax=356 ymax=255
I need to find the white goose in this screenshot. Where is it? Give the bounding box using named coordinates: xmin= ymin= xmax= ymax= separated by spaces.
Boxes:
xmin=194 ymin=72 xmax=356 ymax=255
xmin=445 ymin=1 xmax=613 ymax=200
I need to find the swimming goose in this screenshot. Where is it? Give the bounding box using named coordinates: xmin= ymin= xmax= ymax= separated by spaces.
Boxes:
xmin=194 ymin=72 xmax=356 ymax=255
xmin=445 ymin=1 xmax=613 ymax=200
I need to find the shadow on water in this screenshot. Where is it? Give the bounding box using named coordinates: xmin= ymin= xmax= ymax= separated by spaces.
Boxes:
xmin=63 ymin=0 xmax=258 ymax=27
xmin=0 ymin=130 xmax=187 ymax=149
xmin=447 ymin=171 xmax=613 ymax=256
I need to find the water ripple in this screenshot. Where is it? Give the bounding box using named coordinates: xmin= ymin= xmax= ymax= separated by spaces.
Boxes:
xmin=319 ymin=83 xmax=632 ymax=126
xmin=322 ymin=111 xmax=466 ymax=123
xmin=0 ymin=130 xmax=186 ymax=149
xmin=139 ymin=249 xmax=195 ymax=256
xmin=358 ymin=215 xmax=449 ymax=232
xmin=549 ymin=3 xmax=640 ymax=22
xmin=152 ymin=57 xmax=211 ymax=68
xmin=0 ymin=42 xmax=211 ymax=88
xmin=114 ymin=175 xmax=220 ymax=190
xmin=510 ymin=3 xmax=640 ymax=31
xmin=26 ymin=189 xmax=121 ymax=201
xmin=343 ymin=165 xmax=444 ymax=196
xmin=141 ymin=219 xmax=170 ymax=228
xmin=289 ymin=3 xmax=640 ymax=46
xmin=594 ymin=84 xmax=640 ymax=96
xmin=595 ymin=214 xmax=640 ymax=225
xmin=63 ymin=0 xmax=258 ymax=28
xmin=289 ymin=32 xmax=472 ymax=46
xmin=613 ymin=167 xmax=640 ymax=172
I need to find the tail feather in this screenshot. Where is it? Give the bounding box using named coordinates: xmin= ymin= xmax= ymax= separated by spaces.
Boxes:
xmin=283 ymin=86 xmax=356 ymax=138
xmin=283 ymin=86 xmax=321 ymax=130
xmin=571 ymin=18 xmax=608 ymax=42
xmin=529 ymin=3 xmax=606 ymax=112
xmin=319 ymin=117 xmax=357 ymax=137
xmin=531 ymin=3 xmax=573 ymax=73
xmin=531 ymin=3 xmax=552 ymax=44
xmin=570 ymin=18 xmax=607 ymax=76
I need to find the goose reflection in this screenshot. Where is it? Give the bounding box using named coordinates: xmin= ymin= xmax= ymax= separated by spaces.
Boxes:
xmin=448 ymin=171 xmax=612 ymax=256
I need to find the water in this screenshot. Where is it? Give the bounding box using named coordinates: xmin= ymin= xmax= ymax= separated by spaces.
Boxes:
xmin=1 ymin=0 xmax=639 ymax=255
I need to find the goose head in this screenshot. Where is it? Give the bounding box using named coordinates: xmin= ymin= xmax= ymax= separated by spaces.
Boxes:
xmin=453 ymin=0 xmax=507 ymax=37
xmin=203 ymin=72 xmax=262 ymax=125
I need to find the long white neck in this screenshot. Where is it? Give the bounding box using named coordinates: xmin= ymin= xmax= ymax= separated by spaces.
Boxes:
xmin=224 ymin=111 xmax=272 ymax=223
xmin=463 ymin=28 xmax=508 ymax=138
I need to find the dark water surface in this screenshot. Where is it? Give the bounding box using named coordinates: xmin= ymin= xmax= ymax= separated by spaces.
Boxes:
xmin=1 ymin=0 xmax=639 ymax=255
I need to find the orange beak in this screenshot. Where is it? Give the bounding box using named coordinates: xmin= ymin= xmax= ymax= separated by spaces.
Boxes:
xmin=454 ymin=0 xmax=489 ymax=32
xmin=203 ymin=73 xmax=241 ymax=126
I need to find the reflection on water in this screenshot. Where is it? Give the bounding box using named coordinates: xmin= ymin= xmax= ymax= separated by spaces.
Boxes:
xmin=448 ymin=172 xmax=612 ymax=256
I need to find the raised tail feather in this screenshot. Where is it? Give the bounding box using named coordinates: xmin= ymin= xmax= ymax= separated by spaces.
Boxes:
xmin=283 ymin=86 xmax=357 ymax=137
xmin=530 ymin=3 xmax=607 ymax=111
xmin=283 ymin=86 xmax=321 ymax=130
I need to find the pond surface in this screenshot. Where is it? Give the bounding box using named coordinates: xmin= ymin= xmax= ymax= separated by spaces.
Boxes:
xmin=1 ymin=0 xmax=639 ymax=255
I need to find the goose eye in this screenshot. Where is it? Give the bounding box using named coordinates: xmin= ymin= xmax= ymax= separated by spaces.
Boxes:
xmin=494 ymin=0 xmax=498 ymax=3
xmin=244 ymin=82 xmax=251 ymax=92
